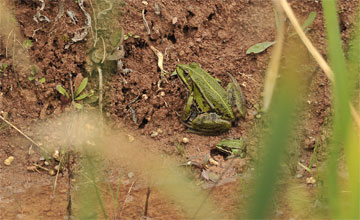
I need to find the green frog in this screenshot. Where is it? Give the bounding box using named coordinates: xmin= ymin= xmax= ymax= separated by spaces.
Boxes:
xmin=176 ymin=62 xmax=246 ymax=135
xmin=215 ymin=138 xmax=246 ymax=158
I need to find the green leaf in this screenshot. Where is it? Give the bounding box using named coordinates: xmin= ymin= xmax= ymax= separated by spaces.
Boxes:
xmin=75 ymin=77 xmax=88 ymax=97
xmin=23 ymin=39 xmax=33 ymax=49
xmin=2 ymin=63 xmax=8 ymax=69
xmin=301 ymin=12 xmax=316 ymax=32
xmin=110 ymin=28 xmax=124 ymax=47
xmin=246 ymin=41 xmax=275 ymax=54
xmin=28 ymin=76 xmax=35 ymax=81
xmin=171 ymin=70 xmax=178 ymax=76
xmin=75 ymin=93 xmax=88 ymax=101
xmin=85 ymin=95 xmax=98 ymax=104
xmin=73 ymin=102 xmax=83 ymax=109
xmin=38 ymin=77 xmax=46 ymax=83
xmin=56 ymin=85 xmax=70 ymax=99
xmin=30 ymin=65 xmax=38 ymax=76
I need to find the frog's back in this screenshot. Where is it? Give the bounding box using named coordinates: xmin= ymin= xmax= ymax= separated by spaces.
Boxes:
xmin=189 ymin=64 xmax=234 ymax=120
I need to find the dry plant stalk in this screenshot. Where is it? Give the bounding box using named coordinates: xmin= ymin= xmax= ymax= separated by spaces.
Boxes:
xmin=0 ymin=114 xmax=47 ymax=152
xmin=263 ymin=1 xmax=286 ymax=111
xmin=278 ymin=0 xmax=360 ymax=127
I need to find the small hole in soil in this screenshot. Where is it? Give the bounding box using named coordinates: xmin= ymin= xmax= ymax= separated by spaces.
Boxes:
xmin=183 ymin=25 xmax=198 ymax=35
xmin=138 ymin=118 xmax=148 ymax=128
xmin=187 ymin=10 xmax=195 ymax=18
xmin=340 ymin=19 xmax=347 ymax=32
xmin=208 ymin=12 xmax=215 ymax=21
xmin=167 ymin=33 xmax=176 ymax=44
xmin=122 ymin=87 xmax=130 ymax=94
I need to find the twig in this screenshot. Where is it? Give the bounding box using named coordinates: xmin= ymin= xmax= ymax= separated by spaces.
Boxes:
xmin=88 ymin=0 xmax=98 ymax=47
xmin=100 ymin=36 xmax=106 ymax=64
xmin=142 ymin=9 xmax=151 ymax=35
xmin=34 ymin=163 xmax=50 ymax=171
xmin=119 ymin=180 xmax=136 ymax=218
xmin=263 ymin=1 xmax=285 ymax=111
xmin=191 ymin=158 xmax=236 ymax=219
xmin=298 ymin=162 xmax=313 ymax=174
xmin=144 ymin=186 xmax=151 ymax=217
xmin=68 ymin=73 xmax=75 ymax=105
xmin=53 ymin=150 xmax=66 ymax=197
xmin=97 ymin=0 xmax=113 ymax=18
xmin=66 ymin=152 xmax=72 ymax=218
xmin=5 ymin=29 xmax=14 ymax=58
xmin=0 ymin=114 xmax=47 ymax=152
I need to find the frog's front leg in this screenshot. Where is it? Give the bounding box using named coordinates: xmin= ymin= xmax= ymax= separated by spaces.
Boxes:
xmin=176 ymin=65 xmax=192 ymax=90
xmin=181 ymin=93 xmax=195 ymax=121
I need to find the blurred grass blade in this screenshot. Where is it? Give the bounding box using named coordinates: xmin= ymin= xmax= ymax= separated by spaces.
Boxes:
xmin=346 ymin=11 xmax=360 ymax=100
xmin=322 ymin=0 xmax=352 ymax=218
xmin=343 ymin=125 xmax=360 ymax=219
xmin=246 ymin=42 xmax=305 ymax=219
xmin=344 ymin=7 xmax=360 ymax=220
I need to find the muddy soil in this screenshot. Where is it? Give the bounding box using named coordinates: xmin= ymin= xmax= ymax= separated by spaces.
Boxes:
xmin=0 ymin=0 xmax=358 ymax=219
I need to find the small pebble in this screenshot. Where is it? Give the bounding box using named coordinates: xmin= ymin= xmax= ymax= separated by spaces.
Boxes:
xmin=54 ymin=165 xmax=60 ymax=171
xmin=182 ymin=137 xmax=189 ymax=144
xmin=157 ymin=128 xmax=163 ymax=134
xmin=27 ymin=165 xmax=37 ymax=172
xmin=142 ymin=94 xmax=148 ymax=100
xmin=53 ymin=150 xmax=60 ymax=160
xmin=141 ymin=1 xmax=148 ymax=6
xmin=150 ymin=131 xmax=158 ymax=138
xmin=128 ymin=172 xmax=134 ymax=178
xmin=296 ymin=173 xmax=303 ymax=179
xmin=4 ymin=156 xmax=14 ymax=166
xmin=172 ymin=17 xmax=178 ymax=25
xmin=154 ymin=3 xmax=160 ymax=15
xmin=49 ymin=170 xmax=56 ymax=176
xmin=39 ymin=156 xmax=45 ymax=161
xmin=127 ymin=134 xmax=135 ymax=143
xmin=44 ymin=161 xmax=50 ymax=166
xmin=160 ymin=91 xmax=165 ymax=97
xmin=306 ymin=176 xmax=316 ymax=184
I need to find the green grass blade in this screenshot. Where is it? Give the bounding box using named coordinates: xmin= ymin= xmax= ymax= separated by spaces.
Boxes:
xmin=346 ymin=11 xmax=360 ymax=100
xmin=246 ymin=43 xmax=304 ymax=219
xmin=322 ymin=0 xmax=352 ymax=218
